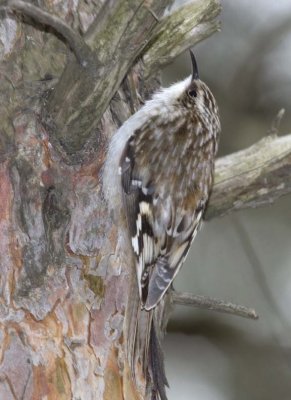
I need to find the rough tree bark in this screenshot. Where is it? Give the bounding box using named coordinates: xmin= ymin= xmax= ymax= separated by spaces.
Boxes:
xmin=0 ymin=1 xmax=290 ymax=399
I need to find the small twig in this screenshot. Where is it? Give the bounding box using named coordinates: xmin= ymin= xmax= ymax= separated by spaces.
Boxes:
xmin=231 ymin=216 xmax=283 ymax=323
xmin=232 ymin=215 xmax=291 ymax=372
xmin=1 ymin=0 xmax=91 ymax=65
xmin=268 ymin=108 xmax=285 ymax=136
xmin=172 ymin=291 xmax=259 ymax=320
xmin=145 ymin=6 xmax=160 ymax=22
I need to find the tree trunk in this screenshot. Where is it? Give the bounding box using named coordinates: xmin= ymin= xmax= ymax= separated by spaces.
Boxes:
xmin=0 ymin=1 xmax=290 ymax=399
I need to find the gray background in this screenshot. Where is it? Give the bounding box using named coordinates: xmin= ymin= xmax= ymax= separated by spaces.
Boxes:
xmin=163 ymin=1 xmax=291 ymax=399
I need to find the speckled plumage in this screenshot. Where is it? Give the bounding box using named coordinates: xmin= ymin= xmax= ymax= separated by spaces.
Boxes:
xmin=118 ymin=76 xmax=220 ymax=310
xmin=103 ymin=52 xmax=220 ymax=399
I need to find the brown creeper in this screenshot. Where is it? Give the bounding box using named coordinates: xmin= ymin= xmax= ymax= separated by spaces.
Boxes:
xmin=103 ymin=51 xmax=220 ymax=400
xmin=104 ymin=51 xmax=220 ymax=311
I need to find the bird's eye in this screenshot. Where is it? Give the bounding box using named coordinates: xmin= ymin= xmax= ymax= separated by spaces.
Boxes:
xmin=188 ymin=89 xmax=197 ymax=98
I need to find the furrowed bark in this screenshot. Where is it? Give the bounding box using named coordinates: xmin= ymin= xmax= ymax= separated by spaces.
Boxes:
xmin=1 ymin=1 xmax=290 ymax=400
xmin=0 ymin=2 xmax=221 ymax=399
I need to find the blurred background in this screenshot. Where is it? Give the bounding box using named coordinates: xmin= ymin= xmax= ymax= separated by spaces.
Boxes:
xmin=162 ymin=1 xmax=291 ymax=399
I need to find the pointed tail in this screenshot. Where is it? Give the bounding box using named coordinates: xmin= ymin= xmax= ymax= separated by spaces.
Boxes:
xmin=126 ymin=278 xmax=169 ymax=399
xmin=148 ymin=318 xmax=169 ymax=400
xmin=133 ymin=308 xmax=169 ymax=399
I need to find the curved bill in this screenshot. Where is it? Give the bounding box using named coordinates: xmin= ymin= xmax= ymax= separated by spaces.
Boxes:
xmin=190 ymin=50 xmax=199 ymax=80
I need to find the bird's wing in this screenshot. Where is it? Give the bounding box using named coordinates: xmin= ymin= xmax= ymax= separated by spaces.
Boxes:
xmin=120 ymin=140 xmax=204 ymax=309
xmin=146 ymin=201 xmax=204 ymax=309
xmin=120 ymin=140 xmax=159 ymax=303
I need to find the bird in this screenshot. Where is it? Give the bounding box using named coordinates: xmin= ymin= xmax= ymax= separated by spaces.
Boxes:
xmin=103 ymin=50 xmax=221 ymax=400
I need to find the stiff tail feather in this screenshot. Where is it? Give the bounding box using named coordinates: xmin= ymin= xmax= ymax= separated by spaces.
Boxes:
xmin=132 ymin=311 xmax=169 ymax=399
xmin=126 ymin=275 xmax=168 ymax=399
xmin=148 ymin=318 xmax=169 ymax=400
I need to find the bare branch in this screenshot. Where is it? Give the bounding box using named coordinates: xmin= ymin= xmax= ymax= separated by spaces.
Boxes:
xmin=1 ymin=0 xmax=91 ymax=64
xmin=84 ymin=0 xmax=171 ymax=59
xmin=172 ymin=291 xmax=259 ymax=320
xmin=206 ymin=133 xmax=291 ymax=220
xmin=45 ymin=0 xmax=221 ymax=155
xmin=143 ymin=0 xmax=221 ymax=79
xmin=45 ymin=0 xmax=174 ymax=155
